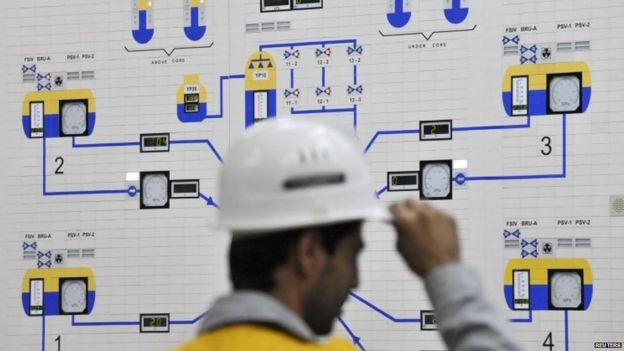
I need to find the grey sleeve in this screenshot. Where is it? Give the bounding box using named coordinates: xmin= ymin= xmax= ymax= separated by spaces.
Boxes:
xmin=424 ymin=263 xmax=523 ymax=351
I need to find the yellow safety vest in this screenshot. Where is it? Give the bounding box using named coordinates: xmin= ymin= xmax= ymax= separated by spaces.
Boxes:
xmin=176 ymin=323 xmax=357 ymax=351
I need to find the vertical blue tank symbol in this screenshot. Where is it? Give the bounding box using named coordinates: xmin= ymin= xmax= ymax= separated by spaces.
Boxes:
xmin=132 ymin=0 xmax=155 ymax=44
xmin=387 ymin=0 xmax=411 ymax=28
xmin=184 ymin=0 xmax=206 ymax=41
xmin=444 ymin=0 xmax=469 ymax=25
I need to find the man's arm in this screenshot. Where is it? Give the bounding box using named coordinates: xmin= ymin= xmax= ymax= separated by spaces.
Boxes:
xmin=390 ymin=201 xmax=522 ymax=351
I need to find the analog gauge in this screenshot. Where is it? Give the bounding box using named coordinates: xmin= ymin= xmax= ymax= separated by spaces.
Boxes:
xmin=550 ymin=271 xmax=583 ymax=309
xmin=420 ymin=161 xmax=452 ymax=200
xmin=549 ymin=75 xmax=581 ymax=113
xmin=141 ymin=172 xmax=170 ymax=208
xmin=60 ymin=279 xmax=87 ymax=314
xmin=61 ymin=101 xmax=88 ymax=135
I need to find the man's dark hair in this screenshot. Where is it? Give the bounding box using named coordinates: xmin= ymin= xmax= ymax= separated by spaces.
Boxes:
xmin=229 ymin=220 xmax=362 ymax=291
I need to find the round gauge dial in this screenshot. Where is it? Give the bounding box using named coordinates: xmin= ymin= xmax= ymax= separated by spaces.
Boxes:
xmin=422 ymin=163 xmax=451 ymax=198
xmin=61 ymin=279 xmax=87 ymax=313
xmin=142 ymin=174 xmax=169 ymax=207
xmin=61 ymin=102 xmax=87 ymax=135
xmin=549 ymin=75 xmax=580 ymax=112
xmin=550 ymin=271 xmax=582 ymax=309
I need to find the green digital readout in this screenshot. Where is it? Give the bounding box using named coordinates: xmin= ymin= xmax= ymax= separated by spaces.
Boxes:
xmin=142 ymin=316 xmax=167 ymax=328
xmin=140 ymin=314 xmax=170 ymax=333
xmin=144 ymin=136 xmax=168 ymax=147
xmin=140 ymin=133 xmax=170 ymax=153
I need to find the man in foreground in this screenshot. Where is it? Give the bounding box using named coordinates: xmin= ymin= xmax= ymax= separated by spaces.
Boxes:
xmin=177 ymin=119 xmax=522 ymax=351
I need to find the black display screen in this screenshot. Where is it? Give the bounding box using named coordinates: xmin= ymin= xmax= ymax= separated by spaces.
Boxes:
xmin=392 ymin=175 xmax=417 ymax=186
xmin=144 ymin=136 xmax=168 ymax=147
xmin=264 ymin=0 xmax=290 ymax=6
xmin=142 ymin=317 xmax=168 ymax=328
xmin=185 ymin=104 xmax=199 ymax=113
xmin=174 ymin=183 xmax=197 ymax=193
xmin=296 ymin=0 xmax=320 ymax=4
xmin=185 ymin=94 xmax=199 ymax=103
xmin=424 ymin=314 xmax=437 ymax=325
xmin=424 ymin=124 xmax=450 ymax=135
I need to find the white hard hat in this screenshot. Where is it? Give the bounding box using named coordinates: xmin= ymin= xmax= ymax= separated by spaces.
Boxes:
xmin=218 ymin=118 xmax=388 ymax=235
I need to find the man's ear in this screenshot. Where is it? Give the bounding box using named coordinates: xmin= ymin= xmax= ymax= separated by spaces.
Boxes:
xmin=293 ymin=231 xmax=326 ymax=280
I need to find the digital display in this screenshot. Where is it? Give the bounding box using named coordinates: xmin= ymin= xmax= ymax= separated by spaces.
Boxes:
xmin=388 ymin=172 xmax=419 ymax=191
xmin=419 ymin=120 xmax=452 ymax=141
xmin=420 ymin=311 xmax=438 ymax=330
xmin=185 ymin=104 xmax=199 ymax=113
xmin=293 ymin=0 xmax=322 ymax=9
xmin=144 ymin=137 xmax=168 ymax=147
xmin=265 ymin=0 xmax=289 ymax=5
xmin=174 ymin=183 xmax=197 ymax=193
xmin=140 ymin=134 xmax=170 ymax=153
xmin=392 ymin=175 xmax=417 ymax=186
xmin=143 ymin=317 xmax=167 ymax=328
xmin=424 ymin=314 xmax=437 ymax=325
xmin=184 ymin=94 xmax=199 ymax=103
xmin=170 ymin=180 xmax=199 ymax=199
xmin=261 ymin=0 xmax=291 ymax=11
xmin=423 ymin=124 xmax=450 ymax=135
xmin=140 ymin=314 xmax=170 ymax=333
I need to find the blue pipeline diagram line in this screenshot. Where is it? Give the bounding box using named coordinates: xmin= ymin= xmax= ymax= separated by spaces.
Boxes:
xmin=349 ymin=291 xmax=421 ymax=323
xmin=262 ymin=39 xmax=360 ymax=129
xmin=72 ymin=136 xmax=224 ymax=163
xmin=43 ymin=137 xmax=136 ymax=197
xmin=375 ymin=185 xmax=388 ymax=198
xmin=337 ymin=317 xmax=366 ymax=351
xmin=290 ymin=105 xmax=359 ymax=129
xmin=171 ymin=312 xmax=207 ymax=325
xmin=259 ymin=39 xmax=357 ymax=50
xmin=370 ymin=114 xmax=567 ymax=196
xmin=72 ymin=138 xmax=139 ymax=148
xmin=565 ymin=310 xmax=569 ymax=351
xmin=509 ymin=309 xmax=533 ymax=323
xmin=41 ymin=314 xmax=45 ymax=351
xmin=71 ymin=312 xmax=206 ymax=327
xmin=364 ymin=128 xmax=420 ymax=153
xmin=457 ymin=114 xmax=566 ymax=182
xmin=170 ymin=139 xmax=224 ymax=163
xmin=199 ymin=192 xmax=219 ymax=208
xmin=364 ymin=115 xmax=533 ymax=153
xmin=452 ymin=114 xmax=531 ymax=132
xmin=205 ymin=74 xmax=245 ymax=119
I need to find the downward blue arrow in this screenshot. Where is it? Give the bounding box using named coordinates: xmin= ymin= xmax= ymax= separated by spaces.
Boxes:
xmin=387 ymin=0 xmax=411 ymax=28
xmin=337 ymin=317 xmax=366 ymax=351
xmin=184 ymin=6 xmax=206 ymax=41
xmin=132 ymin=10 xmax=154 ymax=44
xmin=444 ymin=0 xmax=469 ymax=25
